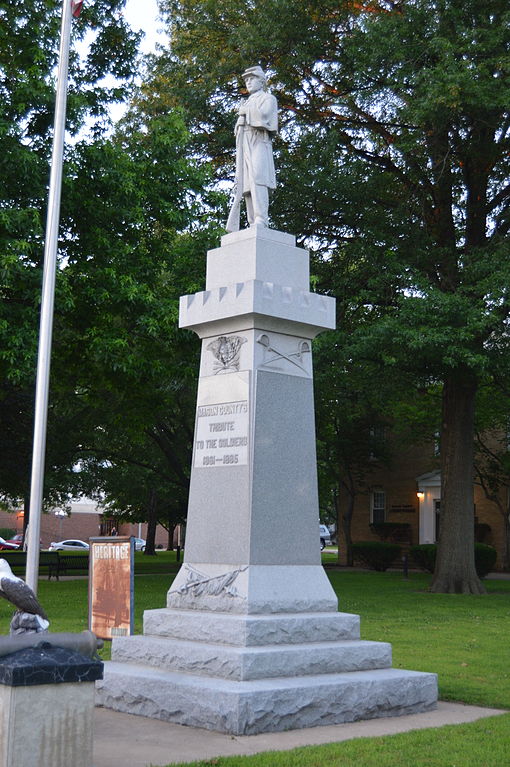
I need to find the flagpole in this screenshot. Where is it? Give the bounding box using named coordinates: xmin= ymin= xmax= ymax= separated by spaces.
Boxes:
xmin=26 ymin=0 xmax=74 ymax=592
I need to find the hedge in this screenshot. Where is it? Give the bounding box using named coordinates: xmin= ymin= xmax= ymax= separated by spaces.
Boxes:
xmin=351 ymin=541 xmax=401 ymax=572
xmin=410 ymin=543 xmax=497 ymax=578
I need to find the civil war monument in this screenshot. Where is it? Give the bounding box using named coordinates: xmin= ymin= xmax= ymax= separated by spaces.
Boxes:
xmin=97 ymin=66 xmax=437 ymax=734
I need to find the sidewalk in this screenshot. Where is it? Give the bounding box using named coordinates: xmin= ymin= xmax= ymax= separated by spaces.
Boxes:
xmin=93 ymin=701 xmax=507 ymax=767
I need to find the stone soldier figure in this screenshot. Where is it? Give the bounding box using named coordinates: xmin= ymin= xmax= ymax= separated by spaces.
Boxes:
xmin=226 ymin=66 xmax=278 ymax=231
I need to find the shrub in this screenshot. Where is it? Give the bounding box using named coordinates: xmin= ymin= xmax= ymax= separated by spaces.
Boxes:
xmin=474 ymin=523 xmax=491 ymax=543
xmin=370 ymin=522 xmax=411 ymax=542
xmin=410 ymin=544 xmax=437 ymax=573
xmin=410 ymin=543 xmax=497 ymax=578
xmin=352 ymin=541 xmax=401 ymax=571
xmin=474 ymin=543 xmax=497 ymax=577
xmin=0 ymin=528 xmax=16 ymax=540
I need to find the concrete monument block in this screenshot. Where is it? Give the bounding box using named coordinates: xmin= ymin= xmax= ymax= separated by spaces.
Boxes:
xmin=0 ymin=683 xmax=95 ymax=767
xmin=179 ymin=280 xmax=336 ymax=338
xmin=0 ymin=644 xmax=103 ymax=767
xmin=206 ymin=227 xmax=309 ymax=290
xmin=142 ymin=609 xmax=361 ymax=646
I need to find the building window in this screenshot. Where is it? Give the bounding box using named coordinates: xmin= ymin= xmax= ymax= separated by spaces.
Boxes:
xmin=370 ymin=490 xmax=386 ymax=525
xmin=100 ymin=518 xmax=120 ymax=536
xmin=369 ymin=425 xmax=386 ymax=460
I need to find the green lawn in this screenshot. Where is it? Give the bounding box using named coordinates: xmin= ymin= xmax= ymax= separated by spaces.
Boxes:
xmin=327 ymin=570 xmax=510 ymax=709
xmin=161 ymin=715 xmax=510 ymax=767
xmin=7 ymin=572 xmax=175 ymax=642
xmin=1 ymin=568 xmax=508 ymax=708
xmin=1 ymin=567 xmax=508 ymax=767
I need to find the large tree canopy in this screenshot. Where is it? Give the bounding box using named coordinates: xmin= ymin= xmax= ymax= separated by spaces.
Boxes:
xmin=0 ymin=0 xmax=141 ymax=509
xmin=153 ymin=0 xmax=510 ymax=591
xmin=0 ymin=1 xmax=216 ymax=528
xmin=53 ymin=100 xmax=215 ymax=541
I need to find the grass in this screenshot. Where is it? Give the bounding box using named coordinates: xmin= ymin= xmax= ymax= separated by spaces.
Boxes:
xmin=133 ymin=550 xmax=183 ymax=574
xmin=321 ymin=549 xmax=340 ymax=565
xmin=327 ymin=570 xmax=510 ymax=709
xmin=1 ymin=567 xmax=508 ymax=766
xmin=158 ymin=714 xmax=510 ymax=767
xmin=0 ymin=549 xmax=183 ymax=578
xmin=2 ymin=568 xmax=507 ymax=708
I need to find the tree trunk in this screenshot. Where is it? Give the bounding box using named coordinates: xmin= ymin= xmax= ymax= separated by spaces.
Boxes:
xmin=22 ymin=493 xmax=30 ymax=545
xmin=143 ymin=490 xmax=158 ymax=556
xmin=167 ymin=522 xmax=175 ymax=551
xmin=430 ymin=371 xmax=485 ymax=594
xmin=337 ymin=487 xmax=354 ymax=567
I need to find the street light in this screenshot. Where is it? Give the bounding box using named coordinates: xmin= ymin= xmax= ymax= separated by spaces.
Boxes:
xmin=55 ymin=509 xmax=66 ymax=539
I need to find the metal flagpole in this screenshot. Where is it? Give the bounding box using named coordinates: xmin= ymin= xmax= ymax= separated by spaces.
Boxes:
xmin=26 ymin=0 xmax=74 ymax=592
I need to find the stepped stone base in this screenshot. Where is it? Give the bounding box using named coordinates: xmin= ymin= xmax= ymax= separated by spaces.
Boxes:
xmin=143 ymin=608 xmax=361 ymax=645
xmin=109 ymin=635 xmax=392 ymax=681
xmin=96 ymin=607 xmax=438 ymax=735
xmin=97 ymin=662 xmax=437 ymax=736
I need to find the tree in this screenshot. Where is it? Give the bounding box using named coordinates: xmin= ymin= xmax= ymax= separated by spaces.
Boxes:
xmin=0 ymin=0 xmax=140 ymax=515
xmin=47 ymin=94 xmax=218 ymax=542
xmin=314 ymin=329 xmax=394 ymax=566
xmin=152 ymin=0 xmax=510 ymax=591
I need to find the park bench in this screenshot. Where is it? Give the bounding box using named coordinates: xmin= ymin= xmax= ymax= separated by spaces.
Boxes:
xmin=52 ymin=553 xmax=89 ymax=579
xmin=0 ymin=551 xmax=60 ymax=579
xmin=0 ymin=551 xmax=89 ymax=580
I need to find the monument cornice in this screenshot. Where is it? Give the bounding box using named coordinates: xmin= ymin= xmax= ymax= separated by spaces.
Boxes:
xmin=179 ymin=279 xmax=335 ymax=339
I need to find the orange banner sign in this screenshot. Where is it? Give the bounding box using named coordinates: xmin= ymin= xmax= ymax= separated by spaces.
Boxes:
xmin=89 ymin=537 xmax=134 ymax=640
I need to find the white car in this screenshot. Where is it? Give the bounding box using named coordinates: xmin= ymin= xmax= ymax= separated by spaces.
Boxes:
xmin=133 ymin=537 xmax=146 ymax=551
xmin=49 ymin=539 xmax=90 ymax=551
xmin=320 ymin=524 xmax=331 ymax=550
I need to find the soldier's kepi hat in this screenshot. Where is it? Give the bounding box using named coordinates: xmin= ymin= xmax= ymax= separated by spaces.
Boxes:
xmin=242 ymin=65 xmax=266 ymax=81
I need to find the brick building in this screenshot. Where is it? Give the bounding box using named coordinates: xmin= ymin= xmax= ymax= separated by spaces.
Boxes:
xmin=0 ymin=497 xmax=169 ymax=549
xmin=335 ymin=435 xmax=509 ymax=571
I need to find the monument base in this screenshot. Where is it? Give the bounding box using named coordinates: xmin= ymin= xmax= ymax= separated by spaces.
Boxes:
xmin=98 ymin=664 xmax=436 ymax=736
xmin=96 ymin=607 xmax=437 ymax=735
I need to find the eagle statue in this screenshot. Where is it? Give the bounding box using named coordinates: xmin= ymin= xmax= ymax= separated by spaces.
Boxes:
xmin=0 ymin=559 xmax=50 ymax=635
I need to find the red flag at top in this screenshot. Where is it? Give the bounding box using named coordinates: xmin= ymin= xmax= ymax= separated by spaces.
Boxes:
xmin=71 ymin=0 xmax=83 ymax=17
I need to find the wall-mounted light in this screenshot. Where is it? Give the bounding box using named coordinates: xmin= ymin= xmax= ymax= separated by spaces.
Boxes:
xmin=416 ymin=491 xmax=425 ymax=500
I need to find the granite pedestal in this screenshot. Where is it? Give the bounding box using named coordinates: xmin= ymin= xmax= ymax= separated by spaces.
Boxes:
xmin=97 ymin=226 xmax=437 ymax=733
xmin=0 ymin=644 xmax=103 ymax=767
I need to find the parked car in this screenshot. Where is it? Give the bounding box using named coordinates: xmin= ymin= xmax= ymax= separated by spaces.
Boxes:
xmin=49 ymin=539 xmax=90 ymax=551
xmin=133 ymin=537 xmax=146 ymax=551
xmin=3 ymin=534 xmax=43 ymax=549
xmin=0 ymin=536 xmax=20 ymax=551
xmin=4 ymin=534 xmax=23 ymax=549
xmin=319 ymin=524 xmax=331 ymax=551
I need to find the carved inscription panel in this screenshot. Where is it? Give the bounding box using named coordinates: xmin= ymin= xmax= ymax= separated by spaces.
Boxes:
xmin=194 ymin=400 xmax=249 ymax=468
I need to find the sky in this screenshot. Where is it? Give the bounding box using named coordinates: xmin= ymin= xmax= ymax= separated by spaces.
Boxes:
xmin=97 ymin=0 xmax=168 ymax=123
xmin=123 ymin=0 xmax=167 ymax=54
